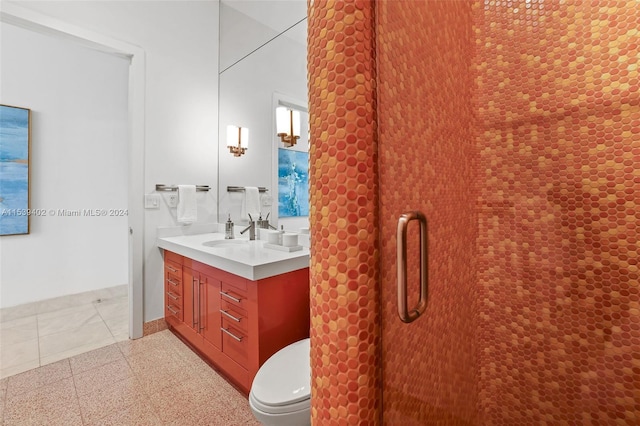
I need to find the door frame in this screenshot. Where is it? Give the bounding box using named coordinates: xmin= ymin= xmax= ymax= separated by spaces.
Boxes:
xmin=1 ymin=3 xmax=145 ymax=339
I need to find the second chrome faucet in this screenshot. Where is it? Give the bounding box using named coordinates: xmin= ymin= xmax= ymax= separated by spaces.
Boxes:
xmin=240 ymin=214 xmax=256 ymax=240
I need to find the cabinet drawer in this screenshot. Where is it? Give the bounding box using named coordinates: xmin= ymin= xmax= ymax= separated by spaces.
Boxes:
xmin=220 ymin=282 xmax=248 ymax=310
xmin=165 ymin=261 xmax=182 ymax=278
xmin=166 ymin=290 xmax=182 ymax=308
xmin=165 ymin=251 xmax=183 ymax=265
xmin=221 ymin=319 xmax=248 ymax=368
xmin=165 ymin=275 xmax=182 ymax=296
xmin=165 ymin=302 xmax=182 ymax=322
xmin=220 ymin=299 xmax=248 ymax=333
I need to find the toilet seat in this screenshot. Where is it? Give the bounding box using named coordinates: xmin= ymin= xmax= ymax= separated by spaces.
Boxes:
xmin=250 ymin=338 xmax=311 ymax=412
xmin=249 ymin=391 xmax=310 ymax=415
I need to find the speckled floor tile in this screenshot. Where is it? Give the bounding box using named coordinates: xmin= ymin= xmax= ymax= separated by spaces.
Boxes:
xmin=84 ymin=398 xmax=162 ymax=426
xmin=72 ymin=358 xmax=133 ymax=396
xmin=125 ymin=340 xmax=183 ymax=368
xmin=148 ymin=379 xmax=221 ymax=424
xmin=127 ymin=359 xmax=182 ymax=397
xmin=182 ymin=358 xmax=235 ymax=391
xmin=77 ymin=375 xmax=150 ymax=425
xmin=117 ymin=331 xmax=170 ymax=358
xmin=68 ymin=342 xmax=124 ymax=376
xmin=5 ymin=359 xmax=71 ymax=399
xmin=1 ymin=328 xmax=259 ymax=424
xmin=0 ymin=378 xmax=7 ymax=400
xmin=3 ymin=377 xmax=82 ymax=426
xmin=0 ymin=377 xmax=7 ymax=424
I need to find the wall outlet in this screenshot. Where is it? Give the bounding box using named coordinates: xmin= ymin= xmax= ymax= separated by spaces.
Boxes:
xmin=144 ymin=194 xmax=160 ymax=209
xmin=167 ymin=193 xmax=178 ymax=208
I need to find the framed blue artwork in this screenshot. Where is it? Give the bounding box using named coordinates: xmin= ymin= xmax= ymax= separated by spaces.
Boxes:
xmin=278 ymin=149 xmax=309 ymax=217
xmin=0 ymin=105 xmax=31 ymax=235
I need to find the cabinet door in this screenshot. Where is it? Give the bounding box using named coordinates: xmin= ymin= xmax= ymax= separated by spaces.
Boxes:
xmin=201 ymin=273 xmax=221 ymax=349
xmin=182 ymin=267 xmax=197 ymax=332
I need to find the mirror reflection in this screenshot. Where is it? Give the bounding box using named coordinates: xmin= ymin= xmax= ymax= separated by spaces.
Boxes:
xmin=218 ymin=0 xmax=308 ymax=232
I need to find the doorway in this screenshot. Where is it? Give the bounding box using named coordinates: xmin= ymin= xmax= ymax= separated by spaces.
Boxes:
xmin=0 ymin=4 xmax=144 ymax=379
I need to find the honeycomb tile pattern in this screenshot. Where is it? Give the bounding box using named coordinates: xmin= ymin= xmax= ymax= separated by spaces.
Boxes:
xmin=307 ymin=1 xmax=380 ymax=425
xmin=475 ymin=0 xmax=640 ymax=423
xmin=309 ymin=0 xmax=639 ymax=424
xmin=377 ymin=1 xmax=480 ymax=425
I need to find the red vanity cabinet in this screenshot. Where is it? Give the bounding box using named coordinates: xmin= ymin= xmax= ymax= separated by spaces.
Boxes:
xmin=162 ymin=250 xmax=310 ymax=394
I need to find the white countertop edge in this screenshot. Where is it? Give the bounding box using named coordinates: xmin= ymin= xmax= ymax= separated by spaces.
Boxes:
xmin=157 ymin=234 xmax=310 ymax=281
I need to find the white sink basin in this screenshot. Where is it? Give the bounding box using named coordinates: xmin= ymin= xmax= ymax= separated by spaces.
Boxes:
xmin=202 ymin=240 xmax=249 ymax=248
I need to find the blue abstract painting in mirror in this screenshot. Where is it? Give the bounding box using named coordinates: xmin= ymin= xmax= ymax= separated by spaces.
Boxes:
xmin=0 ymin=105 xmax=30 ymax=235
xmin=278 ymin=149 xmax=309 ymax=217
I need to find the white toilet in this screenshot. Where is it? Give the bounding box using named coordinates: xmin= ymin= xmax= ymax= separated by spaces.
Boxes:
xmin=249 ymin=338 xmax=311 ymax=425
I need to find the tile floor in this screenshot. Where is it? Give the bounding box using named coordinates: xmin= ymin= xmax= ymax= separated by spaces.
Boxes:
xmin=0 ymin=330 xmax=260 ymax=425
xmin=0 ymin=286 xmax=129 ymax=379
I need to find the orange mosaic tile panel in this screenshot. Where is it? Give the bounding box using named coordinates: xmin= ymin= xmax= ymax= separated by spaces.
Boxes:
xmin=474 ymin=0 xmax=640 ymax=424
xmin=309 ymin=0 xmax=639 ymax=424
xmin=377 ymin=1 xmax=479 ymax=424
xmin=307 ymin=1 xmax=380 ymax=425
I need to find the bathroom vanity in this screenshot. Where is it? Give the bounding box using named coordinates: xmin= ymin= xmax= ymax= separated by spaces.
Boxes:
xmin=158 ymin=233 xmax=310 ymax=394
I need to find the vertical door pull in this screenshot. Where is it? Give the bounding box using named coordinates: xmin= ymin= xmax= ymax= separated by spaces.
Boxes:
xmin=397 ymin=211 xmax=429 ymax=323
xmin=192 ymin=278 xmax=198 ymax=328
xmin=199 ymin=280 xmax=205 ymax=332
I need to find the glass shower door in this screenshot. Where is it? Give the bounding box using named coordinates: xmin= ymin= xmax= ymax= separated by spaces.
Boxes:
xmin=377 ymin=1 xmax=479 ymax=424
xmin=378 ymin=0 xmax=639 ymax=424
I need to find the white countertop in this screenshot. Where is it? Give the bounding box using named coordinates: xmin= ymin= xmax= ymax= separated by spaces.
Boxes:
xmin=157 ymin=233 xmax=310 ymax=281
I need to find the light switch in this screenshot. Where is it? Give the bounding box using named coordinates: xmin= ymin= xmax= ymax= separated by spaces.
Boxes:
xmin=145 ymin=194 xmax=160 ymax=209
xmin=262 ymin=195 xmax=273 ymax=206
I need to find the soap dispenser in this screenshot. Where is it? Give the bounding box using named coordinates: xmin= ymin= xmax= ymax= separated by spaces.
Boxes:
xmin=225 ymin=214 xmax=235 ymax=239
xmin=278 ymin=225 xmax=284 ymax=245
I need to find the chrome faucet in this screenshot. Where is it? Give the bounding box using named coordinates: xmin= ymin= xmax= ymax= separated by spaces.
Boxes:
xmin=257 ymin=212 xmax=277 ymax=231
xmin=240 ymin=214 xmax=256 ymax=240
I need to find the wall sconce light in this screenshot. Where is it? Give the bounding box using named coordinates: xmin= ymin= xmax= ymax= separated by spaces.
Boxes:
xmin=227 ymin=125 xmax=249 ymax=157
xmin=276 ymin=106 xmax=301 ymax=148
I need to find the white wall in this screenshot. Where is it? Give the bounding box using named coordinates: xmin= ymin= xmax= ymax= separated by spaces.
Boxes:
xmin=0 ymin=22 xmax=129 ymax=307
xmin=3 ymin=1 xmax=220 ymax=321
xmin=218 ymin=2 xmax=307 ymax=231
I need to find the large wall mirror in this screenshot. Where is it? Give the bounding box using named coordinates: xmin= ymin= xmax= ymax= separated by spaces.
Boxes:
xmin=218 ymin=0 xmax=308 ymax=232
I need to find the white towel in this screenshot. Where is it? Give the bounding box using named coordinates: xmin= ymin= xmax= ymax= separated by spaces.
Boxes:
xmin=177 ymin=185 xmax=197 ymax=224
xmin=241 ymin=186 xmax=260 ymax=220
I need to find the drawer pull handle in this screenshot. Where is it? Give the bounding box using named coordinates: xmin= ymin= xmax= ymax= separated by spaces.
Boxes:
xmin=220 ymin=291 xmax=241 ymax=303
xmin=167 ymin=265 xmax=178 ymax=273
xmin=221 ymin=310 xmax=241 ymax=322
xmin=167 ymin=292 xmax=179 ymax=301
xmin=221 ymin=327 xmax=243 ymax=342
xmin=167 ymin=279 xmax=179 ymax=287
xmin=167 ymin=305 xmax=179 ymax=315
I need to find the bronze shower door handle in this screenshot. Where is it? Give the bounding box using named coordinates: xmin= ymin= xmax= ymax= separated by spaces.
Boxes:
xmin=397 ymin=211 xmax=429 ymax=323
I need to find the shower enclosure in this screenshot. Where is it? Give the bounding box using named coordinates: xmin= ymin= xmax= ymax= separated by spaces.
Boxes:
xmin=309 ymin=0 xmax=639 ymax=424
